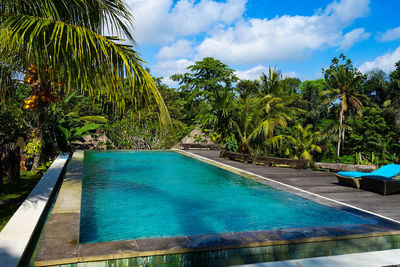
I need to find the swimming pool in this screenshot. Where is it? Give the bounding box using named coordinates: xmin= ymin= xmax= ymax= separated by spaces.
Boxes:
xmin=80 ymin=151 xmax=368 ymax=243
xmin=34 ymin=151 xmax=400 ymax=266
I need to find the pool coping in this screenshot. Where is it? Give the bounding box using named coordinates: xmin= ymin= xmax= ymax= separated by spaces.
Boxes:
xmin=0 ymin=153 xmax=70 ymax=267
xmin=34 ymin=150 xmax=400 ymax=266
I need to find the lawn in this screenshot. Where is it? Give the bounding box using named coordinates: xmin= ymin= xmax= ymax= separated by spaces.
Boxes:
xmin=0 ymin=171 xmax=42 ymax=231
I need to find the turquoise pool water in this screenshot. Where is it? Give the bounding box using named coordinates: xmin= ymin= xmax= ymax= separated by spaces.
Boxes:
xmin=80 ymin=151 xmax=368 ymax=243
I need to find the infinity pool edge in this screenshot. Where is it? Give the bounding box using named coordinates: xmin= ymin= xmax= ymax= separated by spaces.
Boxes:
xmin=34 ymin=150 xmax=400 ymax=266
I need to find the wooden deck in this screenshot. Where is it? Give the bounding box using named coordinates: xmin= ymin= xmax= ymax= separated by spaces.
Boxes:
xmin=189 ymin=150 xmax=400 ymax=222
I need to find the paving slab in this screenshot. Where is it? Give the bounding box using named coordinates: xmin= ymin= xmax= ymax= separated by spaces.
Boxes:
xmin=232 ymin=248 xmax=400 ymax=267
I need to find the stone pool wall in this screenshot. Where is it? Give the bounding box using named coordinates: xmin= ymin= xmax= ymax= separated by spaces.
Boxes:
xmin=43 ymin=234 xmax=400 ymax=266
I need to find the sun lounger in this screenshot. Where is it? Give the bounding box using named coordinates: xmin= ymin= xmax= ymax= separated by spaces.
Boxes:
xmin=336 ymin=164 xmax=400 ymax=189
xmin=361 ymin=175 xmax=400 ymax=195
xmin=336 ymin=172 xmax=364 ymax=189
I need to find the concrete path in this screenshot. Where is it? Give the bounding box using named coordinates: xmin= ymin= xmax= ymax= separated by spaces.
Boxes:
xmin=233 ymin=248 xmax=400 ymax=267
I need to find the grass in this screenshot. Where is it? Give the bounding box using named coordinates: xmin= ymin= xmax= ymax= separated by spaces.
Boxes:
xmin=0 ymin=171 xmax=42 ymax=231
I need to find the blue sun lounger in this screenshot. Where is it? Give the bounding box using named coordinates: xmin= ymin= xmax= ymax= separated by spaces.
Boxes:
xmin=336 ymin=164 xmax=400 ymax=189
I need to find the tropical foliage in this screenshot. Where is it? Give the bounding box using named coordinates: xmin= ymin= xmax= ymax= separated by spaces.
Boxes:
xmin=322 ymin=54 xmax=368 ymax=157
xmin=1 ymin=1 xmax=400 ymax=192
xmin=0 ymin=0 xmax=171 ymax=172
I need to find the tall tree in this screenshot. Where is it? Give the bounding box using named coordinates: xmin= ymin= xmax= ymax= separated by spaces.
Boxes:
xmin=0 ymin=0 xmax=168 ymax=112
xmin=171 ymin=57 xmax=238 ymax=140
xmin=385 ymin=61 xmax=400 ymax=122
xmin=247 ymin=69 xmax=304 ymax=152
xmin=299 ymin=79 xmax=327 ymax=125
xmin=258 ymin=67 xmax=282 ymax=96
xmin=322 ymin=54 xmax=368 ymax=157
xmin=236 ymin=79 xmax=259 ymax=98
xmin=362 ymin=69 xmax=388 ymax=107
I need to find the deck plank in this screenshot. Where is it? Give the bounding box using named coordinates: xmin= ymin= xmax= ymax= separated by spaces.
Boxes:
xmin=188 ymin=150 xmax=400 ymax=221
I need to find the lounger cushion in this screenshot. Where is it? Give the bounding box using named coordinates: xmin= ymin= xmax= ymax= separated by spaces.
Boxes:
xmin=337 ymin=164 xmax=400 ymax=179
xmin=370 ymin=164 xmax=400 ymax=178
xmin=337 ymin=171 xmax=367 ymax=178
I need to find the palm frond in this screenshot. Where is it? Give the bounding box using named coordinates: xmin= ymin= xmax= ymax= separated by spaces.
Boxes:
xmin=0 ymin=12 xmax=171 ymax=126
xmin=80 ymin=115 xmax=108 ymax=123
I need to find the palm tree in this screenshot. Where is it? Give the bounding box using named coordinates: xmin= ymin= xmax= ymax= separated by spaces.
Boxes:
xmin=285 ymin=124 xmax=322 ymax=160
xmin=232 ymin=94 xmax=260 ymax=153
xmin=248 ymin=94 xmax=303 ymax=154
xmin=0 ymin=0 xmax=170 ymax=168
xmin=0 ymin=0 xmax=169 ymax=123
xmin=199 ymin=88 xmax=236 ymax=141
xmin=322 ymin=54 xmax=368 ymax=157
xmin=231 ymin=69 xmax=304 ymax=155
xmin=258 ymin=67 xmax=281 ymax=96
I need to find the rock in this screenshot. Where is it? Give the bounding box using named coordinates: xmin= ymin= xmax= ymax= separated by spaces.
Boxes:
xmin=83 ymin=135 xmax=92 ymax=143
xmin=74 ymin=134 xmax=114 ymax=150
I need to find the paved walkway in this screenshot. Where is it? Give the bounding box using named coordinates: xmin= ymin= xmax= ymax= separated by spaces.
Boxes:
xmin=187 ymin=150 xmax=400 ymax=267
xmin=234 ymin=248 xmax=400 ymax=267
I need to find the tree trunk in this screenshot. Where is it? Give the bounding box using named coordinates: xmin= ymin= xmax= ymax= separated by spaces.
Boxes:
xmin=337 ymin=104 xmax=345 ymax=158
xmin=31 ymin=153 xmax=41 ymax=171
xmin=7 ymin=145 xmax=20 ymax=184
xmin=31 ymin=105 xmax=45 ymax=172
xmin=0 ymin=147 xmax=4 ymax=194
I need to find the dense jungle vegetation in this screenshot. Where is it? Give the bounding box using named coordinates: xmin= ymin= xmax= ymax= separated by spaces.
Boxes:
xmin=1 ymin=1 xmax=399 ymax=188
xmin=1 ymin=55 xmax=400 ymax=168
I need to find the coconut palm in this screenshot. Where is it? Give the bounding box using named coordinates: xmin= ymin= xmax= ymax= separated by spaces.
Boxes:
xmin=285 ymin=124 xmax=322 ymax=160
xmin=232 ymin=94 xmax=260 ymax=153
xmin=252 ymin=68 xmax=304 ymax=146
xmin=199 ymin=88 xmax=236 ymax=141
xmin=249 ymin=96 xmax=290 ymax=140
xmin=258 ymin=67 xmax=281 ymax=96
xmin=0 ymin=0 xmax=170 ymax=169
xmin=0 ymin=0 xmax=169 ymax=120
xmin=232 ymin=69 xmax=304 ymax=154
xmin=322 ymin=54 xmax=368 ymax=157
xmin=247 ymin=94 xmax=304 ymax=155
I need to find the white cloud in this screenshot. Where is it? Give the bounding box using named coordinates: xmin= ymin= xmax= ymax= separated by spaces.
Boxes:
xmin=235 ymin=65 xmax=267 ymax=80
xmin=127 ymin=0 xmax=246 ymax=44
xmin=324 ymin=0 xmax=370 ymax=24
xmin=359 ymin=46 xmax=400 ymax=74
xmin=339 ymin=28 xmax=370 ymax=50
xmin=235 ymin=66 xmax=297 ymax=81
xmin=195 ymin=0 xmax=371 ymax=64
xmin=146 ymin=0 xmax=373 ymax=81
xmin=378 ymin=27 xmax=400 ymax=42
xmin=156 ymin=39 xmax=194 ymax=60
xmin=151 ymin=58 xmax=194 ymax=86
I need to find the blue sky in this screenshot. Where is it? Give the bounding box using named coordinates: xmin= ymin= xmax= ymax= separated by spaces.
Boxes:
xmin=125 ymin=0 xmax=400 ymax=85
